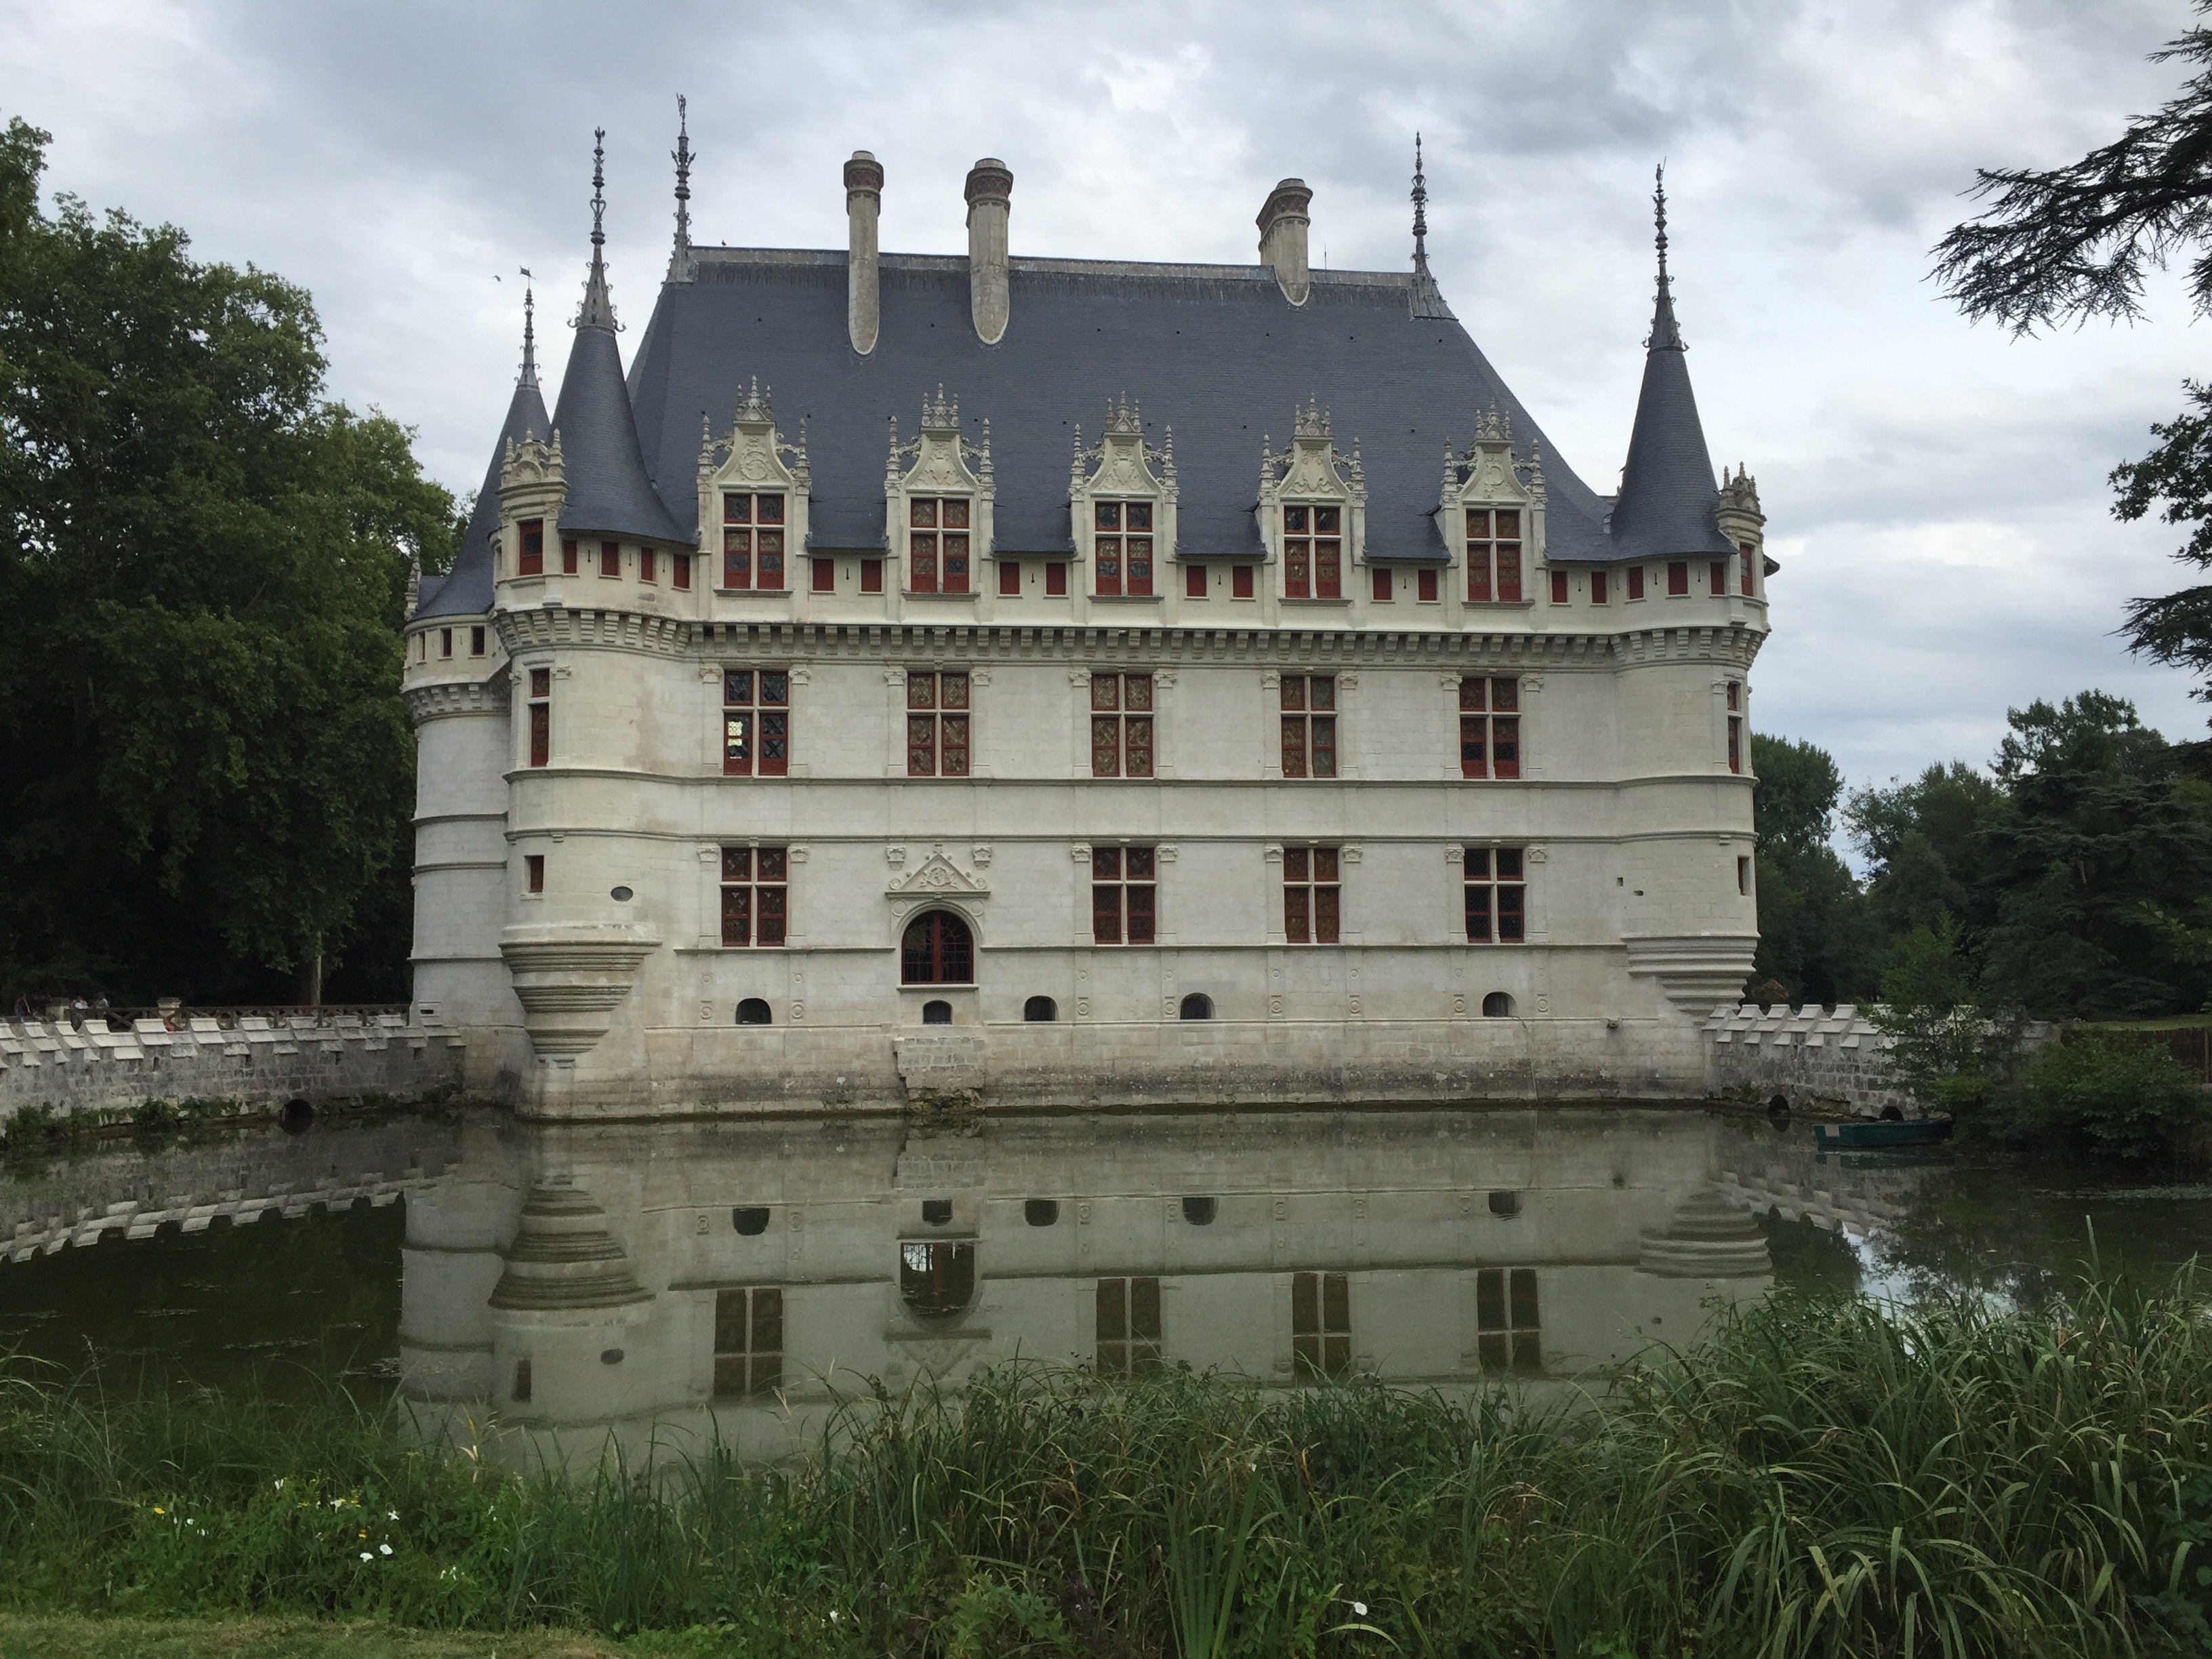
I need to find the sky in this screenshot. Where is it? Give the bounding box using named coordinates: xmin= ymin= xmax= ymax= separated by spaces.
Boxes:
xmin=7 ymin=0 xmax=2209 ymax=804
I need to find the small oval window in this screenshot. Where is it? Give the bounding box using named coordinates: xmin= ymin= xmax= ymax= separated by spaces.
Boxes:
xmin=1488 ymin=1190 xmax=1522 ymax=1218
xmin=1179 ymin=993 xmax=1214 ymax=1021
xmin=733 ymin=1206 xmax=771 ymax=1235
xmin=600 ymin=1347 xmax=625 ymax=1366
xmin=1024 ymin=1198 xmax=1060 ymax=1227
xmin=1182 ymin=1195 xmax=1218 ymax=1225
xmin=899 ymin=1239 xmax=976 ymax=1321
xmin=610 ymin=886 xmax=634 ymax=903
xmin=922 ymin=1000 xmax=953 ymax=1025
xmin=1023 ymin=996 xmax=1058 ymax=1023
xmin=922 ymin=1198 xmax=953 ymax=1225
xmin=736 ymin=998 xmax=771 ymax=1025
xmin=1481 ymin=991 xmax=1514 ymax=1019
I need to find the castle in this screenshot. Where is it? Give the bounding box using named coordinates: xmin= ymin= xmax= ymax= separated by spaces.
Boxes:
xmin=403 ymin=124 xmax=1770 ymax=1119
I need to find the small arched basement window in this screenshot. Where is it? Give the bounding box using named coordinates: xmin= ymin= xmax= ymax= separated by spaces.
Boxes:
xmin=1482 ymin=991 xmax=1515 ymax=1019
xmin=1182 ymin=1195 xmax=1218 ymax=1225
xmin=736 ymin=998 xmax=771 ymax=1025
xmin=1179 ymin=993 xmax=1214 ymax=1021
xmin=903 ymin=910 xmax=973 ymax=984
xmin=1023 ymin=996 xmax=1057 ymax=1022
xmin=899 ymin=1239 xmax=976 ymax=1321
xmin=922 ymin=999 xmax=953 ymax=1025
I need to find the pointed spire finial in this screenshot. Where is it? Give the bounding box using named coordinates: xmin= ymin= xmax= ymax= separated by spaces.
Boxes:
xmin=670 ymin=96 xmax=695 ymax=280
xmin=1646 ymin=161 xmax=1683 ymax=351
xmin=577 ymin=129 xmax=620 ymax=332
xmin=1408 ymin=134 xmax=1454 ymax=321
xmin=518 ymin=274 xmax=537 ymax=389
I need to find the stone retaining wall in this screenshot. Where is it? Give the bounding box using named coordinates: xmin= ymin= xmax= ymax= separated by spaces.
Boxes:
xmin=1 ymin=1013 xmax=467 ymax=1125
xmin=1702 ymin=1002 xmax=2053 ymax=1118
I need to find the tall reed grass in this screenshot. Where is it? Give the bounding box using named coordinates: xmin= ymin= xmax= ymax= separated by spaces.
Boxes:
xmin=4 ymin=1265 xmax=2211 ymax=1656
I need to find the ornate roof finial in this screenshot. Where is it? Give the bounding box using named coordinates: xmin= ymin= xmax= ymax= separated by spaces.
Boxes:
xmin=670 ymin=96 xmax=695 ymax=281
xmin=577 ymin=129 xmax=621 ymax=332
xmin=1646 ymin=161 xmax=1682 ymax=351
xmin=518 ymin=276 xmax=537 ymax=389
xmin=1408 ymin=134 xmax=1454 ymax=321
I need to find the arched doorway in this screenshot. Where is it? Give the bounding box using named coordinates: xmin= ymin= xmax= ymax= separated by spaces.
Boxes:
xmin=902 ymin=910 xmax=973 ymax=985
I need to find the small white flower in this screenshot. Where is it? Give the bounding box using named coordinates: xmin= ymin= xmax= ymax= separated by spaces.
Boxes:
xmin=1352 ymin=1601 xmax=1368 ymax=1617
xmin=830 ymin=1611 xmax=840 ymax=1624
xmin=388 ymin=1511 xmax=399 ymax=1521
xmin=380 ymin=1544 xmax=393 ymax=1557
xmin=360 ymin=1551 xmax=372 ymax=1562
xmin=272 ymin=1479 xmax=285 ymax=1490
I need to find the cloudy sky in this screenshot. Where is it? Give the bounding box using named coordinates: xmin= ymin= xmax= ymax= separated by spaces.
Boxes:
xmin=8 ymin=0 xmax=2209 ymax=802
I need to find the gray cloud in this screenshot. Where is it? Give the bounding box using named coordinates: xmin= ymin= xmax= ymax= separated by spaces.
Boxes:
xmin=7 ymin=0 xmax=2207 ymax=786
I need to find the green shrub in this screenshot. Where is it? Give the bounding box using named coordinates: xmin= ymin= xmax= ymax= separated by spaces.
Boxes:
xmin=2022 ymin=1033 xmax=2209 ymax=1158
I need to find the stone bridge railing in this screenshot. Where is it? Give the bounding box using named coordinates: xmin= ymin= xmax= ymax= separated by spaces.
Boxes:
xmin=1 ymin=1010 xmax=466 ymax=1126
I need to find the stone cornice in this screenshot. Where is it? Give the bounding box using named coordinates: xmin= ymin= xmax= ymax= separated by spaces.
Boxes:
xmin=403 ymin=679 xmax=511 ymax=724
xmin=483 ymin=607 xmax=1768 ymax=672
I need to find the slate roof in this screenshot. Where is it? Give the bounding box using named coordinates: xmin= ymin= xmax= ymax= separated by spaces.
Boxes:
xmin=551 ymin=319 xmax=687 ymax=544
xmin=1607 ymin=277 xmax=1734 ymax=560
xmin=415 ymin=371 xmax=549 ymax=621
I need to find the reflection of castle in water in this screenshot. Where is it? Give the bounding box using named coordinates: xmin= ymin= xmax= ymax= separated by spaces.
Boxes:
xmin=401 ymin=1109 xmax=1773 ymax=1456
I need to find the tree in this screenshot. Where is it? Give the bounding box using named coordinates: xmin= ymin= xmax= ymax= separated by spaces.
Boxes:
xmin=1748 ymin=733 xmax=1877 ymax=1006
xmin=1933 ymin=5 xmax=2212 ymax=705
xmin=0 ymin=118 xmax=452 ymax=1005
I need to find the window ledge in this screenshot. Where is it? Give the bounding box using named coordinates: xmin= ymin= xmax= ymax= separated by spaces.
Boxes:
xmin=1090 ymin=593 xmax=1164 ymax=603
xmin=1464 ymin=600 xmax=1536 ymax=611
xmin=1281 ymin=597 xmax=1355 ymax=607
xmin=901 ymin=592 xmax=979 ymax=601
xmin=713 ymin=588 xmax=792 ymax=598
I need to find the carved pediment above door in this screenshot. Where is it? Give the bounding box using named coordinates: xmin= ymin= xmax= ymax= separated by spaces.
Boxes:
xmin=884 ymin=848 xmax=990 ymax=899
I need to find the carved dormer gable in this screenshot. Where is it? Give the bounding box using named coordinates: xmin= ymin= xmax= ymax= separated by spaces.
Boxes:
xmin=884 ymin=846 xmax=991 ymax=899
xmin=1257 ymin=396 xmax=1365 ymax=598
xmin=697 ymin=379 xmax=810 ymax=591
xmin=1071 ymin=394 xmax=1176 ymax=596
xmin=884 ymin=387 xmax=995 ymax=596
xmin=1435 ymin=404 xmax=1547 ymax=568
xmin=495 ymin=430 xmax=567 ymax=588
xmin=1716 ymin=463 xmax=1765 ymax=553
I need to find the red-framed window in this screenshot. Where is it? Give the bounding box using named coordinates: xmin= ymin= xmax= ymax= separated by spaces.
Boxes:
xmin=1096 ymin=1276 xmax=1162 ymax=1374
xmin=1283 ymin=845 xmax=1340 ymax=943
xmin=861 ymin=558 xmax=884 ymax=594
xmin=1232 ymin=564 xmax=1255 ymax=600
xmin=1292 ymin=1271 xmax=1350 ymax=1377
xmin=812 ymin=557 xmax=835 ymax=594
xmin=723 ymin=493 xmax=786 ymax=591
xmin=1727 ymin=680 xmax=1743 ymax=774
xmin=998 ymin=560 xmax=1021 ymax=596
xmin=1666 ymin=560 xmax=1689 ymax=596
xmin=525 ymin=854 xmax=544 ymax=894
xmin=469 ymin=626 xmax=485 ymax=657
xmin=1418 ymin=567 xmax=1439 ymax=602
xmin=1459 ymin=677 xmax=1521 ymax=780
xmin=723 ymin=670 xmax=790 ymax=777
xmin=1371 ymin=566 xmax=1392 ymax=602
xmin=527 ymin=667 xmax=550 ymax=768
xmin=560 ymin=536 xmax=579 ymax=576
xmin=1282 ymin=505 xmax=1341 ymax=598
xmin=1467 ymin=508 xmax=1523 ymax=603
xmin=1090 ymin=674 xmax=1153 ymax=777
xmin=1627 ymin=565 xmax=1645 ymax=600
xmin=518 ymin=518 xmax=544 ymax=576
xmin=640 ymin=547 xmax=657 ymax=583
xmin=1094 ymin=501 xmax=1153 ymax=596
xmin=713 ymin=1286 xmax=783 ymax=1397
xmin=1465 ymin=846 xmax=1525 ymax=943
xmin=1709 ymin=559 xmax=1727 ymax=596
xmin=901 ymin=910 xmax=972 ymax=984
xmin=720 ymin=845 xmax=787 ymax=946
xmin=600 ymin=540 xmax=620 ymax=579
xmin=673 ymin=553 xmax=692 ymax=590
xmin=1046 ymin=562 xmax=1067 ymax=596
xmin=1185 ymin=563 xmax=1207 ymax=599
xmin=1591 ymin=570 xmax=1609 ymax=605
xmin=1739 ymin=543 xmax=1755 ymax=597
xmin=1549 ymin=569 xmax=1569 ymax=604
xmin=906 ymin=670 xmax=970 ymax=777
xmin=909 ymin=497 xmax=970 ymax=594
xmin=1092 ymin=846 xmax=1156 ymax=944
xmin=1280 ymin=675 xmax=1336 ymax=779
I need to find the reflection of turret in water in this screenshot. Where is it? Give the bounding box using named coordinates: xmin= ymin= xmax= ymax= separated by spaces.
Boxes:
xmin=398 ymin=1109 xmax=1775 ymax=1465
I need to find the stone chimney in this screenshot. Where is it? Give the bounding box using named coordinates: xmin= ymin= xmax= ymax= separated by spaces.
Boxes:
xmin=1257 ymin=178 xmax=1313 ymax=305
xmin=844 ymin=150 xmax=883 ymax=355
xmin=964 ymin=157 xmax=1013 ymax=345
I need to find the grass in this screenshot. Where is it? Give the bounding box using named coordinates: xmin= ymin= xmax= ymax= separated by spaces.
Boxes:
xmin=9 ymin=1263 xmax=2212 ymax=1656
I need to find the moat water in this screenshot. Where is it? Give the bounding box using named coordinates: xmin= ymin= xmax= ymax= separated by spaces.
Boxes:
xmin=2 ymin=1106 xmax=2208 ymax=1406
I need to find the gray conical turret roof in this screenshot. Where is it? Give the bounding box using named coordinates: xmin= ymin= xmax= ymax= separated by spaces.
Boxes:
xmin=1607 ymin=168 xmax=1733 ymax=560
xmin=415 ymin=295 xmax=552 ymax=621
xmin=552 ymin=129 xmax=687 ymax=546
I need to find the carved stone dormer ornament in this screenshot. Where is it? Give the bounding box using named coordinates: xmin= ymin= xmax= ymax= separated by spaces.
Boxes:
xmin=1071 ymin=394 xmax=1176 ymax=596
xmin=1437 ymin=404 xmax=1547 ymax=571
xmin=1256 ymin=396 xmax=1366 ymax=598
xmin=884 ymin=846 xmax=991 ymax=899
xmin=495 ymin=430 xmax=567 ymax=588
xmin=884 ymin=387 xmax=994 ymax=596
xmin=1716 ymin=464 xmax=1765 ymax=569
xmin=697 ymin=379 xmax=809 ymax=589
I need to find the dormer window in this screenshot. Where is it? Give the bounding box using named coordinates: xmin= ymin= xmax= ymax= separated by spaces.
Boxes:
xmin=909 ymin=498 xmax=970 ymax=594
xmin=518 ymin=519 xmax=544 ymax=577
xmin=1467 ymin=510 xmax=1522 ymax=602
xmin=722 ymin=493 xmax=786 ymax=592
xmin=1283 ymin=506 xmax=1341 ymax=599
xmin=1094 ymin=502 xmax=1153 ymax=596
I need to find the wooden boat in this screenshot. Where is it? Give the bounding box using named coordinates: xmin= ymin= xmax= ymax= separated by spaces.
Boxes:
xmin=1814 ymin=1118 xmax=1953 ymax=1149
